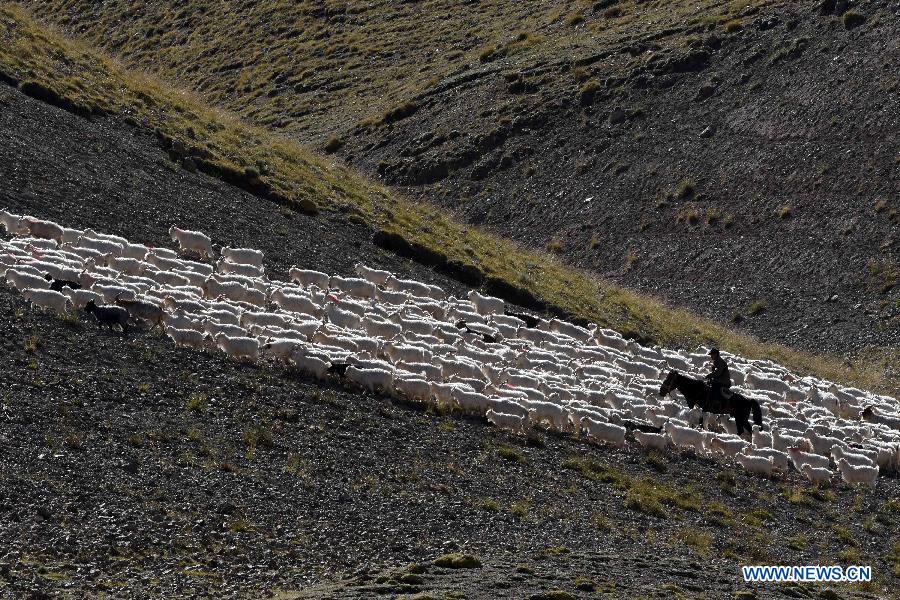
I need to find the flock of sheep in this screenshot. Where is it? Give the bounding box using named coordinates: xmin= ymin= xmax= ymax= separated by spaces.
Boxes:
xmin=2 ymin=209 xmax=899 ymax=488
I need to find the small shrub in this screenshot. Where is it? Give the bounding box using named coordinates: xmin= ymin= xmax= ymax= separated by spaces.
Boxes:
xmin=723 ymin=19 xmax=742 ymax=32
xmin=579 ymin=79 xmax=601 ymax=105
xmin=433 ymin=553 xmax=482 ymax=569
xmin=323 ymin=136 xmax=342 ymax=153
xmin=626 ymin=487 xmax=666 ymax=518
xmin=24 ymin=336 xmax=40 ymax=353
xmin=563 ymin=457 xmax=629 ymax=487
xmin=478 ymin=498 xmax=500 ymax=512
xmin=776 ymin=205 xmax=793 ymax=219
xmin=593 ymin=513 xmax=612 ymax=531
xmin=645 ymin=451 xmax=668 ymax=473
xmin=783 ymin=486 xmax=810 ymax=506
xmin=186 ymin=392 xmax=207 ymax=412
xmin=546 ymin=238 xmax=563 ymax=253
xmin=65 ymin=431 xmax=86 ymax=450
xmin=787 ymin=534 xmax=808 ymax=551
xmin=243 ymin=165 xmax=260 ymax=181
xmin=187 ymin=427 xmax=203 ymax=443
xmin=868 ymin=259 xmax=898 ymax=293
xmin=566 ymin=11 xmax=585 ymax=26
xmin=677 ymin=529 xmax=713 ymax=557
xmin=888 ymin=543 xmax=900 ymax=577
xmin=676 ymin=178 xmax=696 ymax=199
xmin=747 ymin=300 xmax=766 ymax=316
xmin=497 ymin=445 xmax=526 ymax=463
xmin=603 ymin=6 xmax=622 ymax=18
xmin=833 ymin=526 xmax=858 ymax=547
xmin=379 ymin=100 xmax=419 ymax=125
xmin=574 ymin=576 xmax=597 ymax=591
xmin=623 ymin=250 xmax=637 ymax=272
xmin=589 ymin=234 xmax=601 ymax=249
xmin=677 ymin=205 xmax=700 ymax=225
xmin=127 ymin=433 xmax=145 ymax=448
xmin=516 ymin=564 xmax=535 ymax=574
xmin=136 ymin=382 xmax=151 ymax=394
xmin=509 ymin=501 xmax=530 ymax=519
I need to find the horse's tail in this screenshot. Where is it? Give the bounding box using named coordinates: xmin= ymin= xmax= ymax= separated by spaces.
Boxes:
xmin=749 ymin=398 xmax=763 ymax=427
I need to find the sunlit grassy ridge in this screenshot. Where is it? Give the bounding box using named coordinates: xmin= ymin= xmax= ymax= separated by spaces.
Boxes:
xmin=0 ymin=5 xmax=896 ymax=395
xmin=27 ymin=0 xmax=787 ymax=142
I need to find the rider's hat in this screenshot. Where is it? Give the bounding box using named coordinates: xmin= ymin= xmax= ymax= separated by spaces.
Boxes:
xmin=708 ymin=347 xmax=720 ymax=355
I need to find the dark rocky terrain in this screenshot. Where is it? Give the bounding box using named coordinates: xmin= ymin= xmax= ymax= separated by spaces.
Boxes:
xmin=342 ymin=0 xmax=900 ymax=357
xmin=27 ymin=0 xmax=900 ymax=358
xmin=1 ymin=82 xmax=899 ymax=599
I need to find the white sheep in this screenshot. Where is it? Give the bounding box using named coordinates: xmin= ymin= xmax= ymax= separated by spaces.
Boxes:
xmin=289 ymin=267 xmax=330 ymax=289
xmin=787 ymin=446 xmax=829 ymax=471
xmin=744 ymin=446 xmax=791 ymax=472
xmin=345 ymin=365 xmax=393 ymax=393
xmin=0 ymin=210 xmax=28 ymax=235
xmin=707 ymin=435 xmax=750 ymax=457
xmin=394 ymin=377 xmax=432 ymax=403
xmin=213 ymin=333 xmax=259 ymax=362
xmin=633 ymin=430 xmax=669 ymax=451
xmin=451 ymin=388 xmax=491 ymax=414
xmin=6 ymin=268 xmax=51 ymax=292
xmin=203 ymin=320 xmax=247 ymax=339
xmin=751 ymin=425 xmax=772 ymax=449
xmin=329 ymin=276 xmax=376 ymax=299
xmin=524 ymin=400 xmax=567 ymax=431
xmin=663 ymin=421 xmax=705 ymax=453
xmin=467 ymin=290 xmax=504 ymax=315
xmin=836 ymin=458 xmax=878 ymax=487
xmin=487 ymin=398 xmax=530 ymax=420
xmin=745 ymin=372 xmax=790 ymax=395
xmin=169 ymin=226 xmax=213 ymax=258
xmin=485 ymin=408 xmax=526 ymax=434
xmin=326 ymin=303 xmax=362 ymax=330
xmin=20 ymin=218 xmax=63 ymax=242
xmin=221 ymin=247 xmax=264 ymax=267
xmin=167 ymin=327 xmax=207 ymax=349
xmin=261 ymin=338 xmax=302 ymax=363
xmin=76 ymin=235 xmax=124 ymax=257
xmin=830 ymin=445 xmax=877 ymax=469
xmin=801 ymin=464 xmax=833 ymax=485
xmin=354 ymin=263 xmax=392 ymax=286
xmin=580 ymin=418 xmax=625 ymax=447
xmin=22 ymin=288 xmax=71 ymax=315
xmin=217 ymin=258 xmax=264 ymax=278
xmin=291 ymin=352 xmax=331 ymax=379
xmin=62 ymin=288 xmax=103 ymax=309
xmin=83 ymin=228 xmax=128 ymax=246
xmin=735 ymin=453 xmax=774 ymax=477
xmin=771 ymin=427 xmax=806 ymax=452
xmin=271 ymin=289 xmax=322 ymax=318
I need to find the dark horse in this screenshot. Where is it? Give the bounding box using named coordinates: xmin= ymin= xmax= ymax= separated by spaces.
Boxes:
xmin=659 ymin=370 xmax=763 ymax=436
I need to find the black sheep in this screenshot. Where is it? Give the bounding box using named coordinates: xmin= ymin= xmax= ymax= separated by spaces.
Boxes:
xmin=44 ymin=273 xmax=81 ymax=292
xmin=84 ymin=300 xmax=130 ymax=333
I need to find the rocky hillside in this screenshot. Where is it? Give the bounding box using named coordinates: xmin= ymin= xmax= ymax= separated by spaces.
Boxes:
xmin=4 ymin=4 xmax=892 ymax=394
xmin=26 ymin=0 xmax=900 ymax=359
xmin=2 ymin=82 xmax=900 ymax=599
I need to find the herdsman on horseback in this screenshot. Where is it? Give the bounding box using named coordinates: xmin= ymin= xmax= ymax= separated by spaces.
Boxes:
xmin=659 ymin=349 xmax=763 ymax=435
xmin=705 ymin=348 xmax=731 ymax=412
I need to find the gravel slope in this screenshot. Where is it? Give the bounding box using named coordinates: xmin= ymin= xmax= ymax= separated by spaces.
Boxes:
xmin=1 ymin=83 xmax=899 ymax=599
